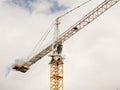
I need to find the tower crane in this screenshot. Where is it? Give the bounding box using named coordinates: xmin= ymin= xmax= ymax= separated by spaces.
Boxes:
xmin=13 ymin=0 xmax=120 ymax=90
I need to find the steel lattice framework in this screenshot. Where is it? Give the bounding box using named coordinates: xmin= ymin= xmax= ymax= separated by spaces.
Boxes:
xmin=17 ymin=0 xmax=120 ymax=72
xmin=13 ymin=0 xmax=120 ymax=90
xmin=15 ymin=0 xmax=120 ymax=73
xmin=49 ymin=57 xmax=64 ymax=90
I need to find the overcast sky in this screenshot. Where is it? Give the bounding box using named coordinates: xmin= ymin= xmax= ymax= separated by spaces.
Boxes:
xmin=0 ymin=0 xmax=120 ymax=90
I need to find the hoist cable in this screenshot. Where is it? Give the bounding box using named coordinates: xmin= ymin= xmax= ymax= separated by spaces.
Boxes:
xmin=25 ymin=0 xmax=92 ymax=60
xmin=58 ymin=0 xmax=92 ymax=19
xmin=25 ymin=20 xmax=56 ymax=60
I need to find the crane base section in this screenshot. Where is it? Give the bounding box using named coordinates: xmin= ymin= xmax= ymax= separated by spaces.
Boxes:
xmin=49 ymin=55 xmax=64 ymax=90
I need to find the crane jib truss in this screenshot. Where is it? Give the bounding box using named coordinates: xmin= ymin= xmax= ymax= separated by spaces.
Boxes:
xmin=13 ymin=0 xmax=120 ymax=73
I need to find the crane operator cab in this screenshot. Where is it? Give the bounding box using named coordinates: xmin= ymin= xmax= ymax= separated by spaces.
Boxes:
xmin=49 ymin=42 xmax=63 ymax=64
xmin=52 ymin=42 xmax=63 ymax=55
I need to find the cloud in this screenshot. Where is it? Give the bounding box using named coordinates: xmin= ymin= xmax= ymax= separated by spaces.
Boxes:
xmin=5 ymin=0 xmax=37 ymax=13
xmin=0 ymin=0 xmax=120 ymax=90
xmin=49 ymin=0 xmax=68 ymax=13
xmin=5 ymin=0 xmax=68 ymax=14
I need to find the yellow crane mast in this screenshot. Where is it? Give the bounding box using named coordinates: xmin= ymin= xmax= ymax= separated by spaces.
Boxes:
xmin=13 ymin=0 xmax=120 ymax=90
xmin=49 ymin=55 xmax=64 ymax=90
xmin=49 ymin=18 xmax=64 ymax=90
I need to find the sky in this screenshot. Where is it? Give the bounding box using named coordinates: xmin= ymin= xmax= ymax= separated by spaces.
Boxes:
xmin=0 ymin=0 xmax=120 ymax=90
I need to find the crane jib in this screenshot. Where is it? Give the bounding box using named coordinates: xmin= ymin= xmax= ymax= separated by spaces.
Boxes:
xmin=13 ymin=0 xmax=120 ymax=73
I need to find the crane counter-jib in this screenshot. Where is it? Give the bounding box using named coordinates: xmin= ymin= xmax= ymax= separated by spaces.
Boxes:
xmin=13 ymin=0 xmax=120 ymax=73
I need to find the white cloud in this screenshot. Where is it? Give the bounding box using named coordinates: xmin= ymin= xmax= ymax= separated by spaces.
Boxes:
xmin=5 ymin=0 xmax=68 ymax=14
xmin=32 ymin=1 xmax=52 ymax=14
xmin=0 ymin=0 xmax=120 ymax=90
